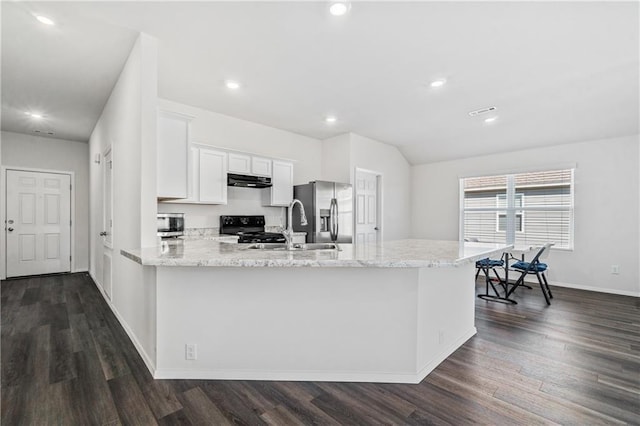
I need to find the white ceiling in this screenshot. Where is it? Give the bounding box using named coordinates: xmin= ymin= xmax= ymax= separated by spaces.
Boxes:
xmin=2 ymin=1 xmax=638 ymax=165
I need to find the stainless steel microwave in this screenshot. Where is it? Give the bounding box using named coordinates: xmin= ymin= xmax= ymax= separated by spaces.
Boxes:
xmin=157 ymin=213 xmax=184 ymax=237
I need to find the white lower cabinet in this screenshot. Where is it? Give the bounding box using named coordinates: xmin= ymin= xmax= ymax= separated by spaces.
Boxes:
xmin=263 ymin=160 xmax=293 ymax=206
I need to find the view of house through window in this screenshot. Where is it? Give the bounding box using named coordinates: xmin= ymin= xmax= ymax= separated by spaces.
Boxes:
xmin=461 ymin=169 xmax=574 ymax=249
xmin=497 ymin=193 xmax=523 ymax=232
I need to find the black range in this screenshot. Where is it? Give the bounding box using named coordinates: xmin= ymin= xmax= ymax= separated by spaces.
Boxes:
xmin=219 ymin=215 xmax=285 ymax=244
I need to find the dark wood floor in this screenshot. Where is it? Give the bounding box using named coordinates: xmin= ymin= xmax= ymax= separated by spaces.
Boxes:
xmin=2 ymin=272 xmax=638 ymax=425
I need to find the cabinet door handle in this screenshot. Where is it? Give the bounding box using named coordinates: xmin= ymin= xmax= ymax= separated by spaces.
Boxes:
xmin=99 ymin=231 xmax=107 ymax=236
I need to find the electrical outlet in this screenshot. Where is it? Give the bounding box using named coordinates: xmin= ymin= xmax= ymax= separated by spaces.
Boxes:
xmin=611 ymin=265 xmax=620 ymax=275
xmin=185 ymin=343 xmax=197 ymax=360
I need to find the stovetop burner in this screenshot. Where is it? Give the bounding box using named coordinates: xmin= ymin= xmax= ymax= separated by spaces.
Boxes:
xmin=220 ymin=215 xmax=285 ymax=243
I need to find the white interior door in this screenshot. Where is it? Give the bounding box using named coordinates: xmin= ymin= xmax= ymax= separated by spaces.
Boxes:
xmin=103 ymin=149 xmax=113 ymax=247
xmin=6 ymin=169 xmax=71 ymax=277
xmin=102 ymin=149 xmax=113 ymax=299
xmin=355 ymin=169 xmax=380 ymax=246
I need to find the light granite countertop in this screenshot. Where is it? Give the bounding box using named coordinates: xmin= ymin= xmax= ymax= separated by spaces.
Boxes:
xmin=121 ymin=239 xmax=510 ymax=268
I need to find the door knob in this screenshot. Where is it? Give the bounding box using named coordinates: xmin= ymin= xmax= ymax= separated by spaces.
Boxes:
xmin=374 ymin=227 xmax=379 ymax=231
xmin=7 ymin=227 xmax=14 ymax=232
xmin=99 ymin=231 xmax=107 ymax=236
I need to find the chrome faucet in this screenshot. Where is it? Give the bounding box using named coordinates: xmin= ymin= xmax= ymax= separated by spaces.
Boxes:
xmin=283 ymin=199 xmax=307 ymax=249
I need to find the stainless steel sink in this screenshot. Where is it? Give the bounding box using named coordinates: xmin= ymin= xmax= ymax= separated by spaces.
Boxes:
xmin=246 ymin=243 xmax=339 ymax=251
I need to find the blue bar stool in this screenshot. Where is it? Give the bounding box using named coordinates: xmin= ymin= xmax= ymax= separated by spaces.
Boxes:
xmin=507 ymin=243 xmax=554 ymax=305
xmin=476 ymin=257 xmax=508 ymax=303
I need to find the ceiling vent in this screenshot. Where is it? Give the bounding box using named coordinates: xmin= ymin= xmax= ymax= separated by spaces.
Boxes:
xmin=468 ymin=106 xmax=497 ymax=117
xmin=33 ymin=129 xmax=55 ymax=136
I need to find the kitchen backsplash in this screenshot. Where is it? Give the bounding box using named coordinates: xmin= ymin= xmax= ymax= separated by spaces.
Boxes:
xmin=158 ymin=186 xmax=285 ymax=232
xmin=183 ymin=227 xmax=222 ymax=238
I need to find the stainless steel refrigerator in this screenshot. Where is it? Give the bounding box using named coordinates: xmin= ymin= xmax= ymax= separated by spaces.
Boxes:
xmin=292 ymin=181 xmax=353 ymax=243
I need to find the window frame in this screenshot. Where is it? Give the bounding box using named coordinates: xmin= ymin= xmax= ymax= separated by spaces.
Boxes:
xmin=496 ymin=193 xmax=524 ymax=233
xmin=460 ymin=169 xmax=574 ymax=250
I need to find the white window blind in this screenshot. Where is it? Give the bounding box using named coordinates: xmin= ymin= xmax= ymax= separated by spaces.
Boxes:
xmin=461 ymin=169 xmax=574 ymax=249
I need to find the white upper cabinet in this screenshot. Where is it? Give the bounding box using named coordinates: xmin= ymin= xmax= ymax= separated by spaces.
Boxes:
xmin=157 ymin=111 xmax=192 ymax=198
xmin=251 ymin=156 xmax=272 ymax=177
xmin=263 ymin=160 xmax=293 ymax=206
xmin=228 ymin=153 xmax=272 ymax=177
xmin=157 ymin=133 xmax=290 ymax=206
xmin=160 ymin=145 xmax=228 ymax=205
xmin=198 ymin=148 xmax=228 ymax=204
xmin=228 ymin=153 xmax=251 ymax=174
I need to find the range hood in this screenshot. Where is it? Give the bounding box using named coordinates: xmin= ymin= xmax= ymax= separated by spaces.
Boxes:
xmin=227 ymin=173 xmax=272 ymax=188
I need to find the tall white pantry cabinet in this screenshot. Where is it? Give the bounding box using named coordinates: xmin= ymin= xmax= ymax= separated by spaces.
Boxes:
xmin=157 ymin=110 xmax=191 ymax=199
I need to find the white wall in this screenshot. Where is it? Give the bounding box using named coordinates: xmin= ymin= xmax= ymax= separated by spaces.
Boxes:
xmin=350 ymin=133 xmax=411 ymax=241
xmin=411 ymin=135 xmax=640 ymax=297
xmin=89 ymin=33 xmax=158 ymax=370
xmin=320 ymin=132 xmax=412 ymax=241
xmin=321 ymin=133 xmax=351 ymax=184
xmin=1 ymin=131 xmax=90 ymax=273
xmin=156 ymin=98 xmax=323 ymax=228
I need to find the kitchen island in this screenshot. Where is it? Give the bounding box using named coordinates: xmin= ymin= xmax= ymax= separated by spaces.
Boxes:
xmin=121 ymin=239 xmax=508 ymax=383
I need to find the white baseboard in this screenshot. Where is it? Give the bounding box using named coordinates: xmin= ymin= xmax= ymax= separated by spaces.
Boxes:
xmin=414 ymin=326 xmax=477 ymax=383
xmin=88 ymin=271 xmax=100 ymax=288
xmin=549 ymin=280 xmax=640 ymax=298
xmin=86 ymin=272 xmax=157 ymax=376
xmin=154 ymin=328 xmax=478 ymax=384
xmin=477 ymin=271 xmax=639 ymax=298
xmin=154 ymin=367 xmax=422 ymax=384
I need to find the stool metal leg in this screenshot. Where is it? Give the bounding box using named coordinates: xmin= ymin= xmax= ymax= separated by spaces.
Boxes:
xmin=535 ymin=271 xmax=551 ymax=305
xmin=478 ymin=264 xmax=517 ymax=304
xmin=541 ymin=272 xmax=553 ymax=299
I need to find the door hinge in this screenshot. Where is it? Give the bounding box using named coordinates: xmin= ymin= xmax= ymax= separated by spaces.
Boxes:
xmin=70 ymin=184 xmax=72 ymax=190
xmin=69 ymin=255 xmax=72 ymax=261
xmin=109 ymin=160 xmax=113 ymax=170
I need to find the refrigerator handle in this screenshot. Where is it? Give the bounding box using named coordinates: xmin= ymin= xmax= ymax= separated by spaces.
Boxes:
xmin=329 ymin=198 xmax=338 ymax=242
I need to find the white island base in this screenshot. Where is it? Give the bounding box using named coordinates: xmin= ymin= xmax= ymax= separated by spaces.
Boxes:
xmin=154 ymin=263 xmax=476 ymax=384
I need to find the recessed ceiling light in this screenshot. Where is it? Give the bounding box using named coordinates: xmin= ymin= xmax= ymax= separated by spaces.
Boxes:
xmin=484 ymin=116 xmax=498 ymax=124
xmin=225 ymin=80 xmax=241 ymax=90
xmin=26 ymin=112 xmax=43 ymax=119
xmin=430 ymin=79 xmax=447 ymax=88
xmin=329 ymin=2 xmax=351 ymax=16
xmin=35 ymin=15 xmax=55 ymax=26
xmin=325 ymin=116 xmax=337 ymax=124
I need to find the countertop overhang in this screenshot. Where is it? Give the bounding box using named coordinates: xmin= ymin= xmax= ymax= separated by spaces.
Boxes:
xmin=121 ymin=239 xmax=511 ymax=268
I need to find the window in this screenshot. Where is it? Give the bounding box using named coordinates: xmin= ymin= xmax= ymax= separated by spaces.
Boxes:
xmin=461 ymin=169 xmax=574 ymax=249
xmin=497 ymin=194 xmax=523 ymax=232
